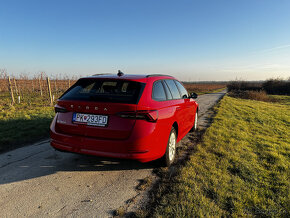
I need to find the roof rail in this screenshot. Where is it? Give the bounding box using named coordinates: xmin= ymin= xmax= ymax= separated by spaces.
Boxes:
xmin=92 ymin=73 xmax=113 ymax=76
xmin=146 ymin=74 xmax=173 ymax=78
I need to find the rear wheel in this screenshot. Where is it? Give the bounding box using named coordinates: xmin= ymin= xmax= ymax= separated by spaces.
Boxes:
xmin=160 ymin=127 xmax=177 ymax=167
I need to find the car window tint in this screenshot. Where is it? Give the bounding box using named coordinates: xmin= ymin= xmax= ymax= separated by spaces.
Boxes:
xmin=174 ymin=81 xmax=188 ymax=98
xmin=164 ymin=79 xmax=181 ymax=99
xmin=60 ymin=79 xmax=144 ymax=104
xmin=162 ymin=81 xmax=173 ymax=100
xmin=152 ymin=81 xmax=166 ymax=101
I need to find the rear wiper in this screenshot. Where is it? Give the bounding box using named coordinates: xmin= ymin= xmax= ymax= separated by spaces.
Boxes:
xmin=89 ymin=95 xmax=113 ymax=101
xmin=89 ymin=95 xmax=104 ymax=100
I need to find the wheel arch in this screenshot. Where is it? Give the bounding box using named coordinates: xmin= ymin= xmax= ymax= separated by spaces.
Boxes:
xmin=172 ymin=121 xmax=178 ymax=138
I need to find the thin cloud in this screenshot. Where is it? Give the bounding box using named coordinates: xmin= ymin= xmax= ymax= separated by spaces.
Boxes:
xmin=258 ymin=44 xmax=290 ymax=53
xmin=221 ymin=63 xmax=290 ymax=73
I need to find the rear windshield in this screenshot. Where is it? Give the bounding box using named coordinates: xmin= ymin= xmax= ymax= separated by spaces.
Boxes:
xmin=60 ymin=79 xmax=145 ymax=104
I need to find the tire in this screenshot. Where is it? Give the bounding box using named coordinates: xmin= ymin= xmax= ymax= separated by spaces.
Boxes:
xmin=160 ymin=127 xmax=177 ymax=167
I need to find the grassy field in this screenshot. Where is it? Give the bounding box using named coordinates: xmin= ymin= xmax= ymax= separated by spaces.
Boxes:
xmin=148 ymin=95 xmax=290 ymax=217
xmin=0 ymin=92 xmax=55 ymax=152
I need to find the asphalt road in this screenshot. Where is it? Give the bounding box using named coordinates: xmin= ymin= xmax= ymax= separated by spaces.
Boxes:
xmin=0 ymin=90 xmax=226 ymax=217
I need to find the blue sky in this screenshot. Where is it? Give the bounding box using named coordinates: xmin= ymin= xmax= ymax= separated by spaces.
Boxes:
xmin=0 ymin=0 xmax=290 ymax=81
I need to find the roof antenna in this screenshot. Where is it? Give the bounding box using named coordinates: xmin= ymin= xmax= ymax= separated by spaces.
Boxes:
xmin=117 ymin=70 xmax=124 ymax=77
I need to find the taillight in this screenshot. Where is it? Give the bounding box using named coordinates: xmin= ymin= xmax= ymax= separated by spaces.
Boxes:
xmin=117 ymin=110 xmax=158 ymax=122
xmin=54 ymin=105 xmax=68 ymax=113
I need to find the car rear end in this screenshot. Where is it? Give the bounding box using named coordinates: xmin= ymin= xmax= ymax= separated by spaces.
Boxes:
xmin=50 ymin=75 xmax=164 ymax=162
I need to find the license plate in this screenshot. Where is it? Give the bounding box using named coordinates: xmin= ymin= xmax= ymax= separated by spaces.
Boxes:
xmin=72 ymin=113 xmax=108 ymax=127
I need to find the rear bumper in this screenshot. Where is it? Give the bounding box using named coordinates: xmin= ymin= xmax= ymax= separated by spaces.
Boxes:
xmin=50 ymin=116 xmax=167 ymax=162
xmin=50 ymin=139 xmax=154 ymax=162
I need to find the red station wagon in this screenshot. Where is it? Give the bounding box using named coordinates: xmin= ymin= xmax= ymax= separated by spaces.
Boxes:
xmin=50 ymin=72 xmax=199 ymax=166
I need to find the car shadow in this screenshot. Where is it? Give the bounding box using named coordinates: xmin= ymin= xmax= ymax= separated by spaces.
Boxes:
xmin=0 ymin=145 xmax=157 ymax=185
xmin=49 ymin=150 xmax=157 ymax=172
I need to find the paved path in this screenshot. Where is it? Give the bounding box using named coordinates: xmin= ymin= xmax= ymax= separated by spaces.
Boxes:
xmin=0 ymin=90 xmax=226 ymax=217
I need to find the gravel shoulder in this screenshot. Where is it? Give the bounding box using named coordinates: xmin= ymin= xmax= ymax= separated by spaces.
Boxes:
xmin=0 ymin=90 xmax=226 ymax=217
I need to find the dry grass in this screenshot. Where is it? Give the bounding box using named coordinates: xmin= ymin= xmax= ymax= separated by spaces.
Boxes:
xmin=136 ymin=176 xmax=153 ymax=191
xmin=113 ymin=206 xmax=126 ymax=217
xmin=228 ymin=90 xmax=278 ymax=102
xmin=184 ymin=83 xmax=227 ymax=95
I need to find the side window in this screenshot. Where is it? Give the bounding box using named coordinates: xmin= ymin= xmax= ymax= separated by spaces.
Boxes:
xmin=174 ymin=81 xmax=188 ymax=98
xmin=152 ymin=81 xmax=167 ymax=101
xmin=162 ymin=81 xmax=173 ymax=100
xmin=164 ymin=79 xmax=181 ymax=99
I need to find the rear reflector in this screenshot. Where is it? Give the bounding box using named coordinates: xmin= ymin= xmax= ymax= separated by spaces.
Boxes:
xmin=117 ymin=110 xmax=158 ymax=122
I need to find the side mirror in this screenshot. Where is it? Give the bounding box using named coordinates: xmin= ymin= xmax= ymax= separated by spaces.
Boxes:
xmin=190 ymin=92 xmax=198 ymax=99
xmin=182 ymin=94 xmax=188 ymax=99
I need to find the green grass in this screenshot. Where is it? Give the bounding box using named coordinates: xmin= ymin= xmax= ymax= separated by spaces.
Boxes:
xmin=270 ymin=95 xmax=290 ymax=106
xmin=151 ymin=95 xmax=290 ymax=217
xmin=0 ymin=92 xmax=55 ymax=152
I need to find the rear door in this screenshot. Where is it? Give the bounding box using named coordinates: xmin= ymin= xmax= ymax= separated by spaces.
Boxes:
xmin=163 ymin=79 xmax=188 ymax=137
xmin=174 ymin=80 xmax=195 ymax=131
xmin=55 ymin=78 xmax=144 ymax=140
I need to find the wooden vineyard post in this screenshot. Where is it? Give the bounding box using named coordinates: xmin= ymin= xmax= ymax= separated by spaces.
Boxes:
xmin=39 ymin=78 xmax=43 ymax=96
xmin=68 ymin=79 xmax=71 ymax=88
xmin=13 ymin=78 xmax=18 ymax=95
xmin=54 ymin=79 xmax=57 ymax=93
xmin=32 ymin=80 xmax=34 ymax=91
xmin=46 ymin=77 xmax=53 ymax=106
xmin=8 ymin=77 xmax=15 ymax=105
